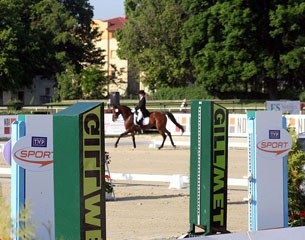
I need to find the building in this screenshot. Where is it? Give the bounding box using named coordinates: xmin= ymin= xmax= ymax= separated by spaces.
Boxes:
xmin=93 ymin=17 xmax=139 ymax=97
xmin=1 ymin=76 xmax=55 ymax=105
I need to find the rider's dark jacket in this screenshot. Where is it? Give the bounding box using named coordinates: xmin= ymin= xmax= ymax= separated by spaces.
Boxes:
xmin=135 ymin=97 xmax=150 ymax=117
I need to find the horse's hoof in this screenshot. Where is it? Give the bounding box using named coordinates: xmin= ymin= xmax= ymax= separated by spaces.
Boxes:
xmin=114 ymin=144 xmax=118 ymax=148
xmin=158 ymin=146 xmax=162 ymax=150
xmin=173 ymin=145 xmax=176 ymax=148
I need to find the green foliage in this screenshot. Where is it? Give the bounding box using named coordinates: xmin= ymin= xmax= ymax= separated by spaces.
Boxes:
xmin=181 ymin=0 xmax=305 ymax=99
xmin=299 ymin=92 xmax=305 ymax=102
xmin=118 ymin=0 xmax=193 ymax=91
xmin=14 ymin=205 xmax=36 ymax=240
xmin=0 ymin=193 xmax=11 ymax=238
xmin=0 ymin=0 xmax=103 ymax=92
xmin=56 ymin=64 xmax=108 ymax=100
xmin=119 ymin=0 xmax=305 ymax=98
xmin=288 ymin=128 xmax=305 ymax=225
xmin=56 ymin=65 xmax=82 ymax=100
xmin=279 ymin=88 xmax=303 ymax=100
xmin=6 ymin=100 xmax=23 ymax=112
xmin=80 ymin=66 xmax=107 ymax=99
xmin=0 ymin=196 xmax=36 ymax=239
xmin=152 ymin=85 xmax=213 ymax=100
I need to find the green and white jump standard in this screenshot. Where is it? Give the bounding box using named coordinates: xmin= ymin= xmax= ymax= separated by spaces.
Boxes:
xmin=189 ymin=100 xmax=229 ymax=235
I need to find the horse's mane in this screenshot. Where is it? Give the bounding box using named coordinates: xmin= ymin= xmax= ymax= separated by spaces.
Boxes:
xmin=120 ymin=105 xmax=131 ymax=111
xmin=114 ymin=105 xmax=132 ymax=117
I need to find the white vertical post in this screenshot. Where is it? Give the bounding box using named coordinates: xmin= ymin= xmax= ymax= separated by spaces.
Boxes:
xmin=247 ymin=111 xmax=292 ymax=231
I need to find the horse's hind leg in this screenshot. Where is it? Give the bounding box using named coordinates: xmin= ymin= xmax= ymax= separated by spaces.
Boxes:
xmin=165 ymin=129 xmax=176 ymax=148
xmin=158 ymin=132 xmax=167 ymax=150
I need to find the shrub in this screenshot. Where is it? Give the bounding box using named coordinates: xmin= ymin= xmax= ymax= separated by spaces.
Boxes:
xmin=6 ymin=100 xmax=23 ymax=112
xmin=0 ymin=193 xmax=10 ymax=237
xmin=279 ymin=88 xmax=302 ymax=100
xmin=299 ymin=92 xmax=305 ymax=102
xmin=288 ymin=128 xmax=305 ymax=226
xmin=152 ymin=86 xmax=213 ymax=100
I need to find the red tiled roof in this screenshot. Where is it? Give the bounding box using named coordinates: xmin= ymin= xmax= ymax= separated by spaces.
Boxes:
xmin=103 ymin=17 xmax=128 ymax=32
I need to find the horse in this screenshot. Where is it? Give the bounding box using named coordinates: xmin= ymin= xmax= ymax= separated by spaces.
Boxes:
xmin=112 ymin=105 xmax=184 ymax=150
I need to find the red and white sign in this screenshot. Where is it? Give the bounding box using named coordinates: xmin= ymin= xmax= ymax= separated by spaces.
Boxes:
xmin=256 ymin=128 xmax=292 ymax=159
xmin=13 ymin=135 xmax=53 ymax=172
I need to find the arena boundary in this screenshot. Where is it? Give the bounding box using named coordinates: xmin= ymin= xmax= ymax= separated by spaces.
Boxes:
xmin=1 ymin=168 xmax=247 ymax=189
xmin=191 ymin=226 xmax=305 ymax=240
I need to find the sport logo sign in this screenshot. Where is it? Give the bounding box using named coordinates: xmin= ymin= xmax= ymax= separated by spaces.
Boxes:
xmin=13 ymin=135 xmax=53 ymax=171
xmin=256 ymin=129 xmax=292 ymax=158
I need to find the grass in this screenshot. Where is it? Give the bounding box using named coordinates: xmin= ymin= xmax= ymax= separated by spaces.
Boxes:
xmin=0 ymin=183 xmax=36 ymax=240
xmin=0 ymin=183 xmax=11 ymax=239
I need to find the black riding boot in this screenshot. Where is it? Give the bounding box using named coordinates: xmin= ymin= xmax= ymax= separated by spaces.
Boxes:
xmin=137 ymin=119 xmax=144 ymax=133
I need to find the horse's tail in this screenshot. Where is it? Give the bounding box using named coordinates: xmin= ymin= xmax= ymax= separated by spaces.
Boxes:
xmin=165 ymin=112 xmax=184 ymax=134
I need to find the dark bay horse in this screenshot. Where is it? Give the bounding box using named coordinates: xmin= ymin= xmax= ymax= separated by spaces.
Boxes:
xmin=112 ymin=105 xmax=184 ymax=149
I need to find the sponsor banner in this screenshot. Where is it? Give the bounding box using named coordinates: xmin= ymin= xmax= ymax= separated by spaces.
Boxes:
xmin=285 ymin=115 xmax=305 ymax=134
xmin=266 ymin=101 xmax=300 ymax=114
xmin=5 ymin=113 xmax=305 ymax=141
xmin=81 ymin=105 xmax=105 ymax=240
xmin=0 ymin=115 xmax=17 ymax=138
xmin=228 ymin=114 xmax=247 ymax=137
xmin=211 ymin=103 xmax=228 ymax=232
xmin=13 ymin=135 xmax=53 ymax=172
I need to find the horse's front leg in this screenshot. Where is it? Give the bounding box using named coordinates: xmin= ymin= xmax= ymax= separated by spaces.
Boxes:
xmin=115 ymin=131 xmax=128 ymax=148
xmin=131 ymin=133 xmax=136 ymax=149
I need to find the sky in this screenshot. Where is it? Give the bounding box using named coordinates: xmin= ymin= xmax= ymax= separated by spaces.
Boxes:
xmin=89 ymin=0 xmax=125 ymax=20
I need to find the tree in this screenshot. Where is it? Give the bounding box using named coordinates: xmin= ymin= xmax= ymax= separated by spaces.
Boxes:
xmin=80 ymin=65 xmax=107 ymax=99
xmin=0 ymin=0 xmax=105 ymax=95
xmin=117 ymin=0 xmax=193 ymax=91
xmin=56 ymin=65 xmax=82 ymax=100
xmin=181 ymin=0 xmax=305 ymax=99
xmin=0 ymin=0 xmax=36 ymax=90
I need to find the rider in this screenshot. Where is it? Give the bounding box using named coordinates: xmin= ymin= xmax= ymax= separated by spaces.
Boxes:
xmin=135 ymin=90 xmax=150 ymax=126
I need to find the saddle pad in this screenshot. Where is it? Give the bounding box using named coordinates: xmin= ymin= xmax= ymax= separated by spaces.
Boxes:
xmin=133 ymin=115 xmax=150 ymax=126
xmin=142 ymin=117 xmax=149 ymax=125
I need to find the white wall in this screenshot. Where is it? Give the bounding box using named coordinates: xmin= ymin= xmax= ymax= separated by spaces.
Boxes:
xmin=3 ymin=76 xmax=55 ymax=105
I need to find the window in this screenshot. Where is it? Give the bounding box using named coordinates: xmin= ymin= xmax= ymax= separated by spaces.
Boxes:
xmin=18 ymin=91 xmax=24 ymax=103
xmin=45 ymin=87 xmax=50 ymax=96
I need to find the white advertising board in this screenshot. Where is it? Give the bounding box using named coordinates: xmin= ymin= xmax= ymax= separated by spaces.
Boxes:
xmin=104 ymin=113 xmax=305 ymax=138
xmin=104 ymin=113 xmax=191 ymax=136
xmin=11 ymin=115 xmax=54 ymax=240
xmin=248 ymin=111 xmax=292 ymax=231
